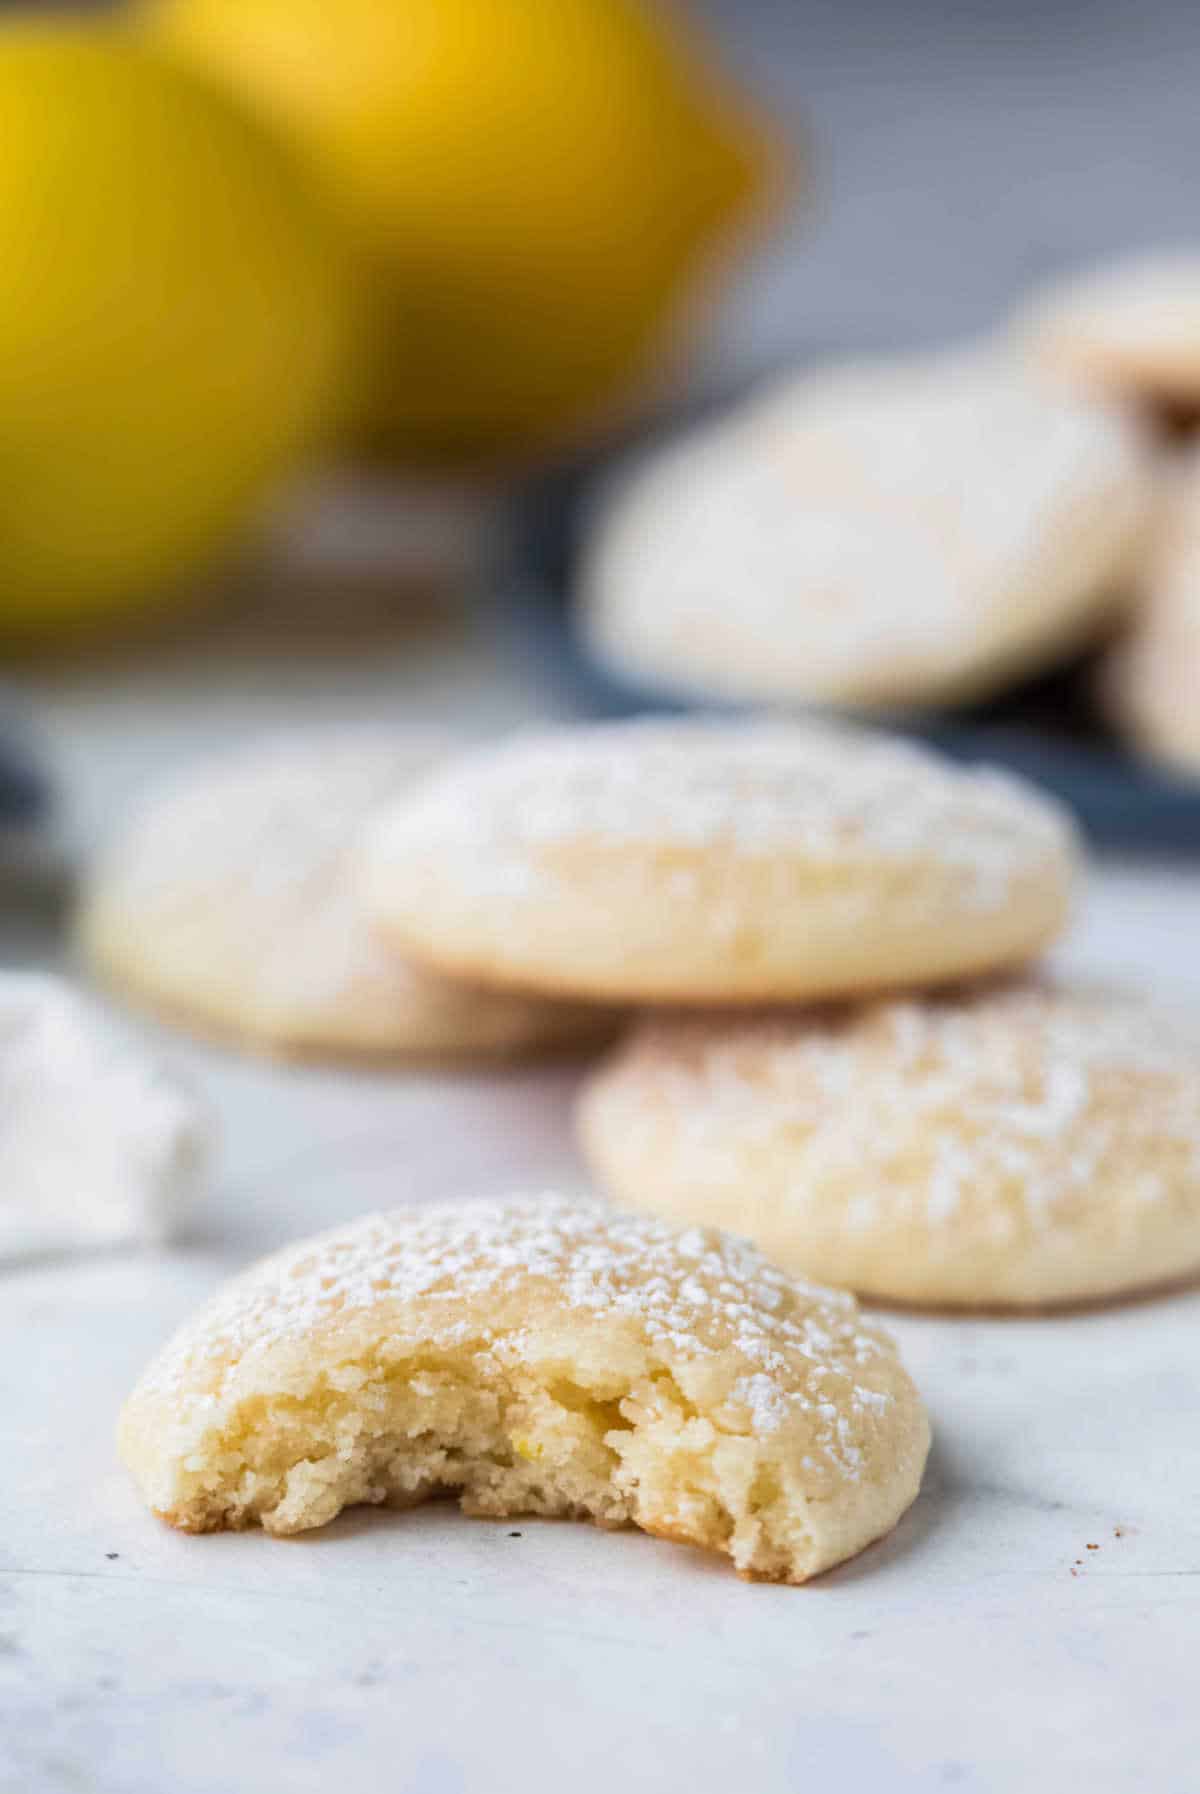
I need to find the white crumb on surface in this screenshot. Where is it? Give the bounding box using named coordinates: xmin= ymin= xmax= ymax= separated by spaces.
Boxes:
xmin=0 ymin=973 xmax=208 ymax=1262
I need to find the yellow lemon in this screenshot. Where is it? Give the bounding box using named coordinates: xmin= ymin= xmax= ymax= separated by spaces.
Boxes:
xmin=141 ymin=0 xmax=780 ymax=465
xmin=0 ymin=24 xmax=356 ymax=641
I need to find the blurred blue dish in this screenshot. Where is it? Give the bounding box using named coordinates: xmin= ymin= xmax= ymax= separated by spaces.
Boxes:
xmin=0 ymin=703 xmax=49 ymax=832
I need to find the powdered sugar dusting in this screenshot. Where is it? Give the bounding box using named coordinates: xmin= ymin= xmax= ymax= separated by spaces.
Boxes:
xmin=618 ymin=981 xmax=1200 ymax=1231
xmin=144 ymin=1194 xmax=901 ymax=1464
xmin=373 ymin=718 xmax=1076 ymax=914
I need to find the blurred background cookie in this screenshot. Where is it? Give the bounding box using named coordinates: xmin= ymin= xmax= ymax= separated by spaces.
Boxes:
xmin=579 ymin=980 xmax=1200 ymax=1309
xmin=76 ymin=727 xmax=607 ymax=1061
xmin=362 ymin=717 xmax=1080 ymax=1002
xmin=1016 ymin=252 xmax=1200 ymax=429
xmin=1106 ymin=450 xmax=1200 ymax=772
xmin=577 ymin=349 xmax=1156 ymax=712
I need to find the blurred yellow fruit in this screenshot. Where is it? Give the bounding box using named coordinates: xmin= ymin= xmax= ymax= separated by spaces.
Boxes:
xmin=141 ymin=0 xmax=781 ymax=465
xmin=0 ymin=25 xmax=355 ymax=641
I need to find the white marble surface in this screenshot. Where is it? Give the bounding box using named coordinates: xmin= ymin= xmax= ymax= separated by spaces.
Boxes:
xmin=2 ymin=624 xmax=1199 ymax=1794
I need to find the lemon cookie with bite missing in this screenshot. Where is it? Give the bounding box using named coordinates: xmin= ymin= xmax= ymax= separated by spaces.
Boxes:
xmin=579 ymin=980 xmax=1200 ymax=1309
xmin=118 ymin=1192 xmax=930 ymax=1583
xmin=361 ymin=718 xmax=1080 ymax=1005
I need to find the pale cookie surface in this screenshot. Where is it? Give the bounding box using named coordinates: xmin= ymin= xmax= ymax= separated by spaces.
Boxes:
xmin=578 ymin=349 xmax=1154 ymax=710
xmin=77 ymin=728 xmax=603 ymax=1060
xmin=579 ymin=981 xmax=1200 ymax=1309
xmin=0 ymin=972 xmax=206 ymax=1262
xmin=1107 ymin=452 xmax=1200 ymax=770
xmin=361 ymin=718 xmax=1080 ymax=1004
xmin=118 ymin=1193 xmax=929 ymax=1582
xmin=1017 ymin=252 xmax=1200 ymax=415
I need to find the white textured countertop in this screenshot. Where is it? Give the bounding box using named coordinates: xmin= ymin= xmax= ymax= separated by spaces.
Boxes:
xmin=2 ymin=615 xmax=1198 ymax=1794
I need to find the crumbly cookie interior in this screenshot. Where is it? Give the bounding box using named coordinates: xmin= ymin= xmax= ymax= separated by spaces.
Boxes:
xmin=165 ymin=1345 xmax=818 ymax=1582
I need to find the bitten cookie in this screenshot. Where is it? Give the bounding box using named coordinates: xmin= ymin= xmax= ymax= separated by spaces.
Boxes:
xmin=578 ymin=981 xmax=1200 ymax=1309
xmin=118 ymin=1193 xmax=930 ymax=1583
xmin=577 ymin=349 xmax=1154 ymax=710
xmin=361 ymin=718 xmax=1080 ymax=1004
xmin=1017 ymin=252 xmax=1200 ymax=423
xmin=76 ymin=728 xmax=605 ymax=1061
xmin=1107 ymin=451 xmax=1200 ymax=771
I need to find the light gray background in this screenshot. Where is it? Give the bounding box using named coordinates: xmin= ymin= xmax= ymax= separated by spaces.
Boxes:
xmin=698 ymin=0 xmax=1200 ymax=373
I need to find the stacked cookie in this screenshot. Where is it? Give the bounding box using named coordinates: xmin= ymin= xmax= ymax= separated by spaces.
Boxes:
xmin=577 ymin=248 xmax=1200 ymax=780
xmin=1105 ymin=450 xmax=1200 ymax=772
xmin=1016 ymin=250 xmax=1200 ymax=427
xmin=580 ymin=349 xmax=1158 ymax=715
xmin=358 ymin=716 xmax=1200 ymax=1312
xmin=1017 ymin=253 xmax=1200 ymax=772
xmin=82 ymin=714 xmax=1200 ymax=1318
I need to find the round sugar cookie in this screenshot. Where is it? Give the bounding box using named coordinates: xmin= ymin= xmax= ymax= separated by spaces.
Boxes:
xmin=1017 ymin=252 xmax=1200 ymax=422
xmin=578 ymin=981 xmax=1200 ymax=1309
xmin=577 ymin=349 xmax=1155 ymax=711
xmin=360 ymin=719 xmax=1080 ymax=1004
xmin=1107 ymin=452 xmax=1200 ymax=771
xmin=118 ymin=1192 xmax=930 ymax=1582
xmin=76 ymin=728 xmax=604 ymax=1061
